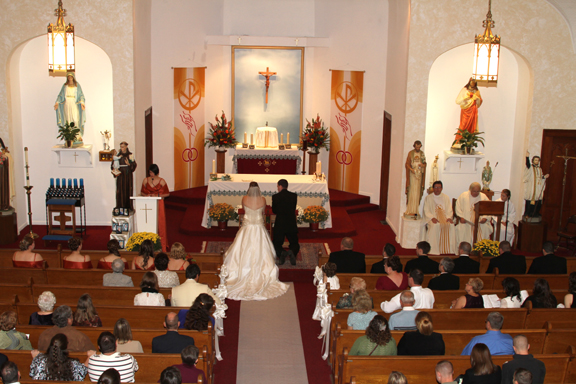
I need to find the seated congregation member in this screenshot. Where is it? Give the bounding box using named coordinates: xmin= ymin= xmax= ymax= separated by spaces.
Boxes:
xmin=381 ymin=269 xmax=435 ymax=313
xmin=528 ymin=241 xmax=567 ymax=274
xmin=404 ymin=241 xmax=439 ymax=274
xmin=428 ymin=257 xmax=459 ymax=290
xmin=500 ymin=277 xmax=525 ymax=309
xmin=492 ymin=189 xmax=516 ymax=247
xmin=452 ymin=242 xmax=480 ymax=274
xmin=461 ymin=312 xmax=513 ymax=356
xmin=513 ymin=369 xmax=533 ymax=384
xmin=349 ymin=315 xmax=397 ymax=356
xmin=462 ymin=343 xmax=502 ymax=384
xmin=376 ymin=256 xmax=408 ymax=290
xmin=154 ymin=252 xmax=180 ymax=288
xmin=451 ymin=277 xmax=484 ymax=309
xmin=564 ymin=271 xmax=576 ymax=308
xmin=436 ymin=360 xmax=458 ymax=384
xmin=103 ymin=258 xmax=134 ymax=287
xmin=97 ymin=369 xmax=121 ymax=384
xmin=29 ymin=333 xmax=89 ymax=381
xmin=173 ymin=345 xmax=207 ymax=383
xmin=370 ymin=243 xmax=396 ymax=274
xmin=397 ymin=311 xmax=445 ymax=355
xmin=29 ymin=291 xmax=56 ymax=325
xmin=486 ymin=241 xmax=526 ymax=274
xmin=423 ymin=181 xmax=456 ymax=255
xmin=160 ymin=367 xmax=182 ymax=384
xmin=501 ymin=335 xmax=546 ymax=384
xmin=455 ymin=182 xmax=493 ymax=245
xmin=169 ymin=242 xmax=190 ymax=271
xmin=336 ymin=277 xmax=366 ymax=309
xmin=114 ymin=318 xmax=143 ymax=353
xmin=387 ymin=372 xmax=407 ymax=384
xmin=152 ymin=312 xmax=195 ymax=354
xmin=88 ymin=332 xmax=139 ymax=382
xmin=347 ymin=290 xmax=377 ymax=330
xmin=12 ymin=235 xmax=44 ymax=268
xmin=182 ymin=294 xmax=215 ymax=331
xmin=321 ymin=262 xmax=340 ymax=289
xmin=134 ymin=272 xmax=165 ymax=306
xmin=388 ymin=291 xmax=419 ymax=331
xmin=522 ymin=278 xmax=557 ymax=308
xmin=97 ymin=239 xmax=128 ymax=270
xmin=132 ymin=239 xmax=156 ymax=270
xmin=0 ymin=311 xmax=33 ymax=350
xmin=327 ymin=237 xmax=366 ymax=274
xmin=73 ymin=294 xmax=102 ymax=327
xmin=1 ymin=362 xmax=20 ymax=384
xmin=171 ymin=264 xmax=221 ymax=307
xmin=38 ymin=305 xmax=96 ymax=352
xmin=63 ymin=237 xmax=92 ymax=269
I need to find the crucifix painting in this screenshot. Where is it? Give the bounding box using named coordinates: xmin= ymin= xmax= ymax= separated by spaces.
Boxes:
xmin=258 ymin=67 xmax=277 ymax=104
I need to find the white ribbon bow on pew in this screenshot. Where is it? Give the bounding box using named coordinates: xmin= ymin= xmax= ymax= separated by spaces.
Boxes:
xmin=312 ymin=266 xmax=326 ymax=321
xmin=212 ymin=265 xmax=229 ymax=361
xmin=318 ymin=303 xmax=334 ymax=360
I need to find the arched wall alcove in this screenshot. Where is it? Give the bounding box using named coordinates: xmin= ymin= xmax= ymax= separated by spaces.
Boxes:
xmin=8 ymin=35 xmax=116 ymax=227
xmin=423 ymin=43 xmax=533 ymax=216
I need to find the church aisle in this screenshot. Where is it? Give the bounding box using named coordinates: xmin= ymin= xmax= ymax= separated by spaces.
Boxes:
xmin=236 ymin=283 xmax=308 ymax=383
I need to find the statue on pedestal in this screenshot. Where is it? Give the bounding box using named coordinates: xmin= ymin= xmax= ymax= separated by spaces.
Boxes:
xmin=404 ymin=140 xmax=426 ymax=218
xmin=523 ymin=151 xmax=549 ymax=221
xmin=54 ymin=73 xmax=86 ymax=144
xmin=111 ymin=142 xmax=137 ymax=211
xmin=481 ymin=161 xmax=493 ymax=190
xmin=427 ymin=155 xmax=439 ymax=194
xmin=454 ymin=78 xmax=482 ymax=145
xmin=0 ymin=138 xmax=15 ymax=211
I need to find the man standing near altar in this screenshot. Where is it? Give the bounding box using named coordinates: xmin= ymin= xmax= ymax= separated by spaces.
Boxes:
xmin=272 ymin=179 xmax=300 ymax=265
xmin=455 ymin=182 xmax=493 ymax=244
xmin=423 ymin=181 xmax=455 ymax=255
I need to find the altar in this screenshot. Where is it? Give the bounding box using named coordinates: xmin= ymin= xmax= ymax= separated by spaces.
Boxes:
xmin=202 ymin=174 xmax=331 ymax=229
xmin=232 ymin=146 xmax=301 ymax=174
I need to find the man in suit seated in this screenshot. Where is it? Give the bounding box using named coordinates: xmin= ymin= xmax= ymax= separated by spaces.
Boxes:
xmin=528 ymin=241 xmax=567 ymax=274
xmin=404 ymin=241 xmax=439 ymax=274
xmin=171 ymin=264 xmax=221 ymax=307
xmin=152 ymin=312 xmax=195 ymax=353
xmin=328 ymin=237 xmax=366 ymax=274
xmin=428 ymin=257 xmax=459 ymax=290
xmin=486 ymin=241 xmax=526 ymax=274
xmin=370 ymin=243 xmax=396 ymax=274
xmin=452 ymin=242 xmax=480 ymax=274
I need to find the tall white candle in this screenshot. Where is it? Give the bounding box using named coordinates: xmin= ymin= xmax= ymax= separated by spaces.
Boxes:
xmin=212 ymin=159 xmax=216 ymax=174
xmin=316 ymin=161 xmax=321 ymax=175
xmin=287 ymin=133 xmax=290 ymax=144
xmin=24 ymin=147 xmax=30 ymax=187
xmin=250 ymin=134 xmax=254 ymax=145
xmin=280 ymin=133 xmax=283 ymax=144
xmin=244 ymin=132 xmax=247 ymax=144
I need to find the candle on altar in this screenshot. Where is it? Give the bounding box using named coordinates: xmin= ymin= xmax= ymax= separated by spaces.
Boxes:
xmin=250 ymin=134 xmax=254 ymax=145
xmin=212 ymin=159 xmax=216 ymax=174
xmin=24 ymin=147 xmax=30 ymax=187
xmin=50 ymin=178 xmax=54 ymax=188
xmin=287 ymin=133 xmax=290 ymax=144
xmin=280 ymin=133 xmax=283 ymax=144
xmin=244 ymin=132 xmax=247 ymax=144
xmin=316 ymin=161 xmax=321 ymax=175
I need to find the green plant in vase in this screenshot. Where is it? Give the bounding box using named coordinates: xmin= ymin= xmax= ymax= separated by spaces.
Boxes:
xmin=452 ymin=128 xmax=485 ymax=154
xmin=57 ymin=121 xmax=80 ymax=148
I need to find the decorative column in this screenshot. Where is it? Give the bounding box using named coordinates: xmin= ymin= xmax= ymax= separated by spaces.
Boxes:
xmin=215 ymin=148 xmax=227 ymax=173
xmin=308 ymin=152 xmax=318 ymax=175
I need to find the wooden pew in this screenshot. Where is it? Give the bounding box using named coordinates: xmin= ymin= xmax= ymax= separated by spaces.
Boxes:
xmin=333 ymin=273 xmax=496 ymax=291
xmin=337 ymin=349 xmax=573 ymax=384
xmin=0 ymin=281 xmax=34 ymax=304
xmin=0 ymin=268 xmax=48 ymax=284
xmin=525 ymin=308 xmax=576 ymax=329
xmin=493 ymin=273 xmax=570 ymax=290
xmin=543 ymin=323 xmax=576 ymax=354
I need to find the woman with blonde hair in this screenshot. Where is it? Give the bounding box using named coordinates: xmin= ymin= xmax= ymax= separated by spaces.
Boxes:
xmin=452 ymin=277 xmax=484 ymax=309
xmin=397 ymin=311 xmax=445 ymax=355
xmin=168 ymin=242 xmax=189 ymax=271
xmin=114 ymin=318 xmax=143 ymax=353
xmin=12 ymin=236 xmax=44 ymax=268
xmin=29 ymin=291 xmax=56 ymax=325
xmin=63 ymin=237 xmax=92 ymax=269
xmin=337 ymin=277 xmax=366 ymax=309
xmin=72 ymin=294 xmax=102 ymax=327
xmin=134 ymin=272 xmax=165 ymax=306
xmin=387 ymin=372 xmax=408 ymax=384
xmin=347 ymin=290 xmax=377 ymax=330
xmin=349 ymin=315 xmax=397 ymax=356
xmin=462 ymin=343 xmax=501 ymax=383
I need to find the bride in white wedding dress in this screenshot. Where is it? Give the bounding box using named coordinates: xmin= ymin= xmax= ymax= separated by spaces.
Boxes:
xmin=224 ymin=182 xmax=289 ymax=301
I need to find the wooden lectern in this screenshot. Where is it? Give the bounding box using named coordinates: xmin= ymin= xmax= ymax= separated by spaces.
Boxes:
xmin=130 ymin=196 xmax=161 ymax=234
xmin=473 ymin=200 xmax=505 ymax=245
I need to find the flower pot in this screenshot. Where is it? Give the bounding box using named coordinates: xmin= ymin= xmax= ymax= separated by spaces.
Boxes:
xmin=309 ymin=222 xmax=320 ymax=232
xmin=217 ymin=221 xmax=228 ymax=231
xmin=464 ymin=146 xmax=472 ymax=155
xmin=65 ymin=140 xmax=73 ymax=148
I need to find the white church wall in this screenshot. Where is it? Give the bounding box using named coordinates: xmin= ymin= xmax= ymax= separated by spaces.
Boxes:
xmin=16 ymin=36 xmax=116 ymax=226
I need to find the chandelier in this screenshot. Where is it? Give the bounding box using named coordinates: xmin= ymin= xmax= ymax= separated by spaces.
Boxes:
xmin=472 ymin=0 xmax=500 ymax=85
xmin=47 ymin=0 xmax=75 ymax=76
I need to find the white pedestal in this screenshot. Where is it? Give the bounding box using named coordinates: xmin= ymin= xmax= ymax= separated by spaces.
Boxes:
xmin=443 ymin=150 xmax=485 ymax=174
xmin=400 ymin=216 xmax=424 ymax=249
xmin=51 ymin=144 xmax=93 ymax=168
xmin=130 ymin=196 xmax=161 ymax=234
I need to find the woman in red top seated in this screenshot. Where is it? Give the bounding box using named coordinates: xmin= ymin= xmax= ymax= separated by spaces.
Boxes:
xmin=141 ymin=163 xmax=169 ymax=251
xmin=12 ymin=236 xmax=44 ymax=268
xmin=97 ymin=239 xmax=129 ymax=270
xmin=375 ymin=256 xmax=409 ymax=290
xmin=168 ymin=242 xmax=189 ymax=271
xmin=132 ymin=239 xmax=155 ymax=270
xmin=63 ymin=237 xmax=92 ymax=269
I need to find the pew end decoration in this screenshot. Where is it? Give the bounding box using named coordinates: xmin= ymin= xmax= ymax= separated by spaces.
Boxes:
xmin=211 ymin=264 xmax=229 ymax=361
xmin=473 ymin=239 xmax=499 ymax=258
xmin=312 ymin=266 xmax=333 ymax=360
xmin=125 ymin=232 xmax=162 ymax=252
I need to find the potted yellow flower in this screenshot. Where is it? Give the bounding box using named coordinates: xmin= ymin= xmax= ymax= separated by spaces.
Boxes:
xmin=472 ymin=239 xmax=500 ymax=258
xmin=125 ymin=232 xmax=162 ymax=252
xmin=302 ymin=205 xmax=329 ymax=232
xmin=207 ymin=203 xmax=238 ymax=230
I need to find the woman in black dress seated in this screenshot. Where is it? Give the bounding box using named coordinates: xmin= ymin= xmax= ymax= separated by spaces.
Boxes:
xmin=397 ymin=311 xmax=445 ymax=355
xmin=522 ymin=278 xmax=557 ymax=308
xmin=29 ymin=291 xmax=56 ymax=325
xmin=452 ymin=277 xmax=484 ymax=309
xmin=461 ymin=343 xmax=501 ymax=384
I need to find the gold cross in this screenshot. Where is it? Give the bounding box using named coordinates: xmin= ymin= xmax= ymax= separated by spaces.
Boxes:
xmin=457 ymin=158 xmax=464 ymax=169
xmin=258 ymin=67 xmax=277 ymax=104
xmin=140 ymin=203 xmax=152 ymax=223
xmin=73 ymin=152 xmax=78 ymax=163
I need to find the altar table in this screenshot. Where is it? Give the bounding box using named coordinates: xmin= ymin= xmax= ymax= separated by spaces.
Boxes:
xmin=202 ymin=174 xmax=332 ymax=229
xmin=232 ymin=146 xmax=301 ymax=174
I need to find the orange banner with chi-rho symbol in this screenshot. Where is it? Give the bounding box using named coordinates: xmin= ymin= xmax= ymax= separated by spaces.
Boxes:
xmin=329 ymin=70 xmax=363 ymax=193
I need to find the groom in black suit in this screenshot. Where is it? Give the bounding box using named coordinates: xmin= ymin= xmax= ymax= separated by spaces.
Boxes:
xmin=272 ymin=179 xmax=300 ymax=265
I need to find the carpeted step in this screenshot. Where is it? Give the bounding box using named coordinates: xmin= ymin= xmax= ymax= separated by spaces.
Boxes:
xmin=299 ymin=206 xmax=356 ymax=239
xmin=346 ymin=203 xmax=380 ymax=214
xmin=179 ymin=204 xmax=240 ymax=238
xmin=169 ymin=186 xmax=208 ymax=205
xmin=328 ymin=188 xmax=371 ymax=207
xmin=164 ymin=200 xmax=189 ymax=212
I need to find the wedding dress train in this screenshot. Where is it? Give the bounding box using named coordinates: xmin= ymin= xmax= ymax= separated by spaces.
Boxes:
xmin=224 ymin=206 xmax=288 ymax=301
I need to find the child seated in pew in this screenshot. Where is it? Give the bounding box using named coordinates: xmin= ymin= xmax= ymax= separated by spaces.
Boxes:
xmin=322 ymin=262 xmax=340 ymax=289
xmin=171 ymin=345 xmax=207 ymax=383
xmin=349 ymin=315 xmax=397 ymax=356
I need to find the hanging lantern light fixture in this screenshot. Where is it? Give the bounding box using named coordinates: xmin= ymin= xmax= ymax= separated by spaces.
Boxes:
xmin=47 ymin=0 xmax=75 ymax=76
xmin=472 ymin=0 xmax=500 ymax=86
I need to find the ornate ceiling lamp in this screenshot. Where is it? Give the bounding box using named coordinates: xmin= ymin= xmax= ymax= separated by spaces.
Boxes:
xmin=472 ymin=0 xmax=500 ymax=86
xmin=47 ymin=0 xmax=75 ymax=76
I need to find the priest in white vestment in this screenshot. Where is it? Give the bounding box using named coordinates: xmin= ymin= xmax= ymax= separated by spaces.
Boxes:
xmin=455 ymin=182 xmax=493 ymax=244
xmin=423 ymin=181 xmax=455 ymax=255
xmin=492 ymin=189 xmax=516 ymax=246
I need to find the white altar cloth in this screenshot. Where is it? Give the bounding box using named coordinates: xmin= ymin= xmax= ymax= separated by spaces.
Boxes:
xmin=202 ymin=174 xmax=332 ymax=229
xmin=232 ymin=145 xmax=302 ymax=173
xmin=255 ymin=127 xmax=278 ymax=148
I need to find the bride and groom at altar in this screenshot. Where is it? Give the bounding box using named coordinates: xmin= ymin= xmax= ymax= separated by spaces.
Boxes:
xmin=223 ymin=179 xmax=300 ymax=301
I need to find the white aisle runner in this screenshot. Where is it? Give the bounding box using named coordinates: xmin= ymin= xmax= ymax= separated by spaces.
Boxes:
xmin=236 ymin=283 xmax=308 ymax=384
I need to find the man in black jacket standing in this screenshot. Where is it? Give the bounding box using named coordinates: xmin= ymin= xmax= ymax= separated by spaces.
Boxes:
xmin=528 ymin=241 xmax=567 ymax=274
xmin=486 ymin=241 xmax=526 ymax=274
xmin=272 ymin=179 xmax=300 ymax=265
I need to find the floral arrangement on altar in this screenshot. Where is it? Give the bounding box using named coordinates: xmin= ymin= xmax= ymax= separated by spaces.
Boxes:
xmin=300 ymin=114 xmax=330 ymax=153
xmin=208 ymin=203 xmax=238 ymax=222
xmin=125 ymin=232 xmax=162 ymax=252
xmin=473 ymin=239 xmax=500 ymax=258
xmin=204 ymin=111 xmax=238 ymax=149
xmin=302 ymin=205 xmax=329 ymax=224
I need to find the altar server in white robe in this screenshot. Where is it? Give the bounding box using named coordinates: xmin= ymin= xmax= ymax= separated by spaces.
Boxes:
xmin=455 ymin=182 xmax=493 ymax=244
xmin=492 ymin=189 xmax=516 ymax=246
xmin=423 ymin=181 xmax=455 ymax=255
